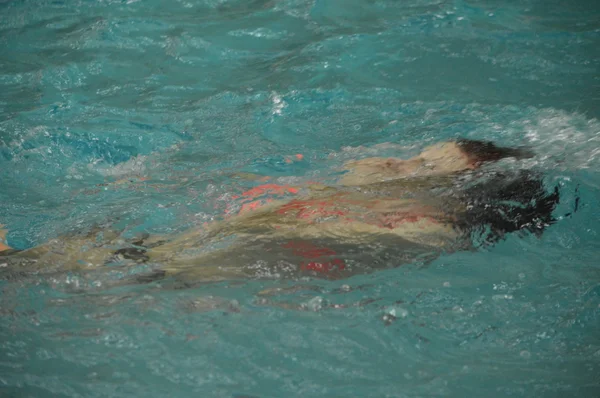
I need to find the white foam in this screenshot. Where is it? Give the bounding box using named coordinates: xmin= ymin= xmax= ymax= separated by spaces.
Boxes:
xmin=89 ymin=154 xmax=148 ymax=177
xmin=516 ymin=108 xmax=600 ymax=172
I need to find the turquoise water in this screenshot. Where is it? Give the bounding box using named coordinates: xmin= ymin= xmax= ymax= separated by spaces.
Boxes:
xmin=1 ymin=0 xmax=600 ymax=396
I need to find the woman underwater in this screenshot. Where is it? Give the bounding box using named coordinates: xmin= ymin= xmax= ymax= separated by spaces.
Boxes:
xmin=0 ymin=139 xmax=560 ymax=282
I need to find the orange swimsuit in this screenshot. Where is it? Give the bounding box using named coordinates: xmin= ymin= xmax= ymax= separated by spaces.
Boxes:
xmin=228 ymin=183 xmax=440 ymax=274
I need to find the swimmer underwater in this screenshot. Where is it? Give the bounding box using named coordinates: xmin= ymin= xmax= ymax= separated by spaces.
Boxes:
xmin=0 ymin=139 xmax=561 ymax=283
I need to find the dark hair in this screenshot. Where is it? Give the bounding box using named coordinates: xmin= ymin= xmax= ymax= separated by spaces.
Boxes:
xmin=456 ymin=139 xmax=535 ymax=166
xmin=455 ymin=170 xmax=560 ymax=245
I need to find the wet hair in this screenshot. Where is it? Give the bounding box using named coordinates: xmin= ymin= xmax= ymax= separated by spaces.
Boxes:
xmin=456 ymin=170 xmax=560 ymax=245
xmin=456 ymin=138 xmax=535 ymax=166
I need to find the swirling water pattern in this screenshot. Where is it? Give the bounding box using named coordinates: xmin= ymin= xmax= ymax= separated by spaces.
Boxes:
xmin=0 ymin=0 xmax=599 ymax=396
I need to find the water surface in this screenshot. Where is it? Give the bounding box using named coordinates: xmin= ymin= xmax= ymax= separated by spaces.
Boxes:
xmin=1 ymin=0 xmax=599 ymax=396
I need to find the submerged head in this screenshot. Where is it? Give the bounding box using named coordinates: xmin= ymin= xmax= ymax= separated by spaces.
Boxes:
xmin=422 ymin=140 xmax=556 ymax=243
xmin=418 ymin=138 xmax=535 ymax=174
xmin=363 ymin=139 xmax=555 ymax=242
xmin=455 ymin=138 xmax=535 ymax=167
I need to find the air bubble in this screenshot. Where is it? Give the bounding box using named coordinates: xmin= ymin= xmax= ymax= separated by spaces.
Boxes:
xmin=492 ymin=294 xmax=513 ymax=300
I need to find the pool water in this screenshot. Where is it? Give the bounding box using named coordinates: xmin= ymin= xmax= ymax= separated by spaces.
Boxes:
xmin=1 ymin=0 xmax=599 ymax=396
